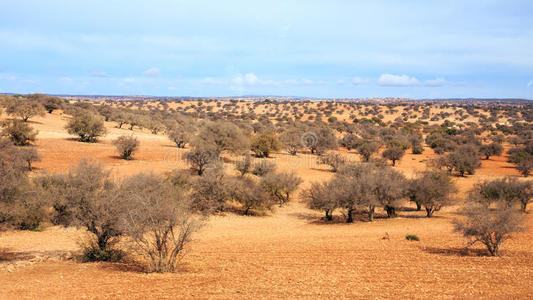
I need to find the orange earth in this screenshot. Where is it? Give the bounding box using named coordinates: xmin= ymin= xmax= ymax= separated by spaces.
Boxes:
xmin=0 ymin=107 xmax=531 ymax=299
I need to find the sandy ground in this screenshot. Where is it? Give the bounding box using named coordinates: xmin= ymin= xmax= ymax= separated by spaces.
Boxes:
xmin=0 ymin=109 xmax=531 ymax=299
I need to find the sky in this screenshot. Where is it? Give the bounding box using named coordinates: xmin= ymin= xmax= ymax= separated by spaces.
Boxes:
xmin=1 ymin=0 xmax=533 ymax=99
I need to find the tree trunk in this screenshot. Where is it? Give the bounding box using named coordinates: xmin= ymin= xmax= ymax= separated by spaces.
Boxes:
xmin=521 ymin=202 xmax=527 ymax=213
xmin=425 ymin=207 xmax=433 ymax=218
xmin=325 ymin=210 xmax=333 ymax=221
xmin=368 ymin=205 xmax=375 ymax=222
xmin=416 ymin=202 xmax=421 ymax=211
xmin=385 ymin=205 xmax=397 ymax=218
xmin=346 ymin=209 xmax=354 ymax=223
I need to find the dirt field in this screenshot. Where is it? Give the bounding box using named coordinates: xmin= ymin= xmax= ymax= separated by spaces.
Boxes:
xmin=0 ymin=108 xmax=531 ymax=299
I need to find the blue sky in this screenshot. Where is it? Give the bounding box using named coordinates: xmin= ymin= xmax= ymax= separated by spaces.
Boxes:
xmin=1 ymin=0 xmax=532 ymax=98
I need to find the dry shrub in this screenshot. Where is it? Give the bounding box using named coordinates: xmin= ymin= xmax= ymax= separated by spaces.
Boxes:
xmin=113 ymin=135 xmax=139 ymax=160
xmin=120 ymin=173 xmax=203 ymax=273
xmin=454 ymin=204 xmax=525 ymax=256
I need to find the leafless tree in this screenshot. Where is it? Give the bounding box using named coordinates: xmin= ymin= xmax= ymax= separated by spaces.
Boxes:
xmin=454 ymin=204 xmax=525 ymax=256
xmin=120 ymin=173 xmax=203 ymax=272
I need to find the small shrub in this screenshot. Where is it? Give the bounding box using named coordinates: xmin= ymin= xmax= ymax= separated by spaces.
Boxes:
xmin=120 ymin=173 xmax=204 ymax=273
xmin=405 ymin=235 xmax=419 ymax=241
xmin=235 ymin=155 xmax=252 ymax=177
xmin=317 ymin=153 xmax=346 ymax=172
xmin=1 ymin=119 xmax=38 ymax=146
xmin=250 ymin=132 xmax=281 ymax=158
xmin=113 ymin=135 xmax=139 ymax=160
xmin=252 ymin=160 xmax=277 ymax=176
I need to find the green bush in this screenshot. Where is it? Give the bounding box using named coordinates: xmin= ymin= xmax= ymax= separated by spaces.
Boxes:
xmin=405 ymin=234 xmax=420 ymax=241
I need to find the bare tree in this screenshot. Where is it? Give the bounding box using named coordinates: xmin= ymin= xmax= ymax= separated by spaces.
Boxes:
xmin=437 ymin=144 xmax=481 ymax=176
xmin=371 ymin=167 xmax=407 ymax=218
xmin=260 ymin=172 xmax=302 ymax=207
xmin=302 ymin=181 xmax=338 ymax=221
xmin=227 ymin=177 xmax=273 ymax=215
xmin=235 ymin=155 xmax=252 ymax=177
xmin=190 ymin=170 xmax=228 ymax=213
xmin=317 ymin=153 xmax=346 ymax=172
xmin=186 ymin=147 xmax=220 ymax=176
xmin=38 ymin=159 xmax=125 ymax=261
xmin=17 ymin=147 xmax=41 ymax=171
xmin=192 ymin=120 xmax=250 ymax=154
xmin=280 ymin=126 xmax=304 ymax=155
xmin=120 ymin=173 xmax=203 ymax=272
xmin=454 ymin=205 xmax=525 ymax=256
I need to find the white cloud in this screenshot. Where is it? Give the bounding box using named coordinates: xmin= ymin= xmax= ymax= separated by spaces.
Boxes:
xmin=0 ymin=73 xmax=16 ymax=81
xmin=528 ymin=80 xmax=533 ymax=88
xmin=232 ymin=73 xmax=281 ymax=86
xmin=89 ymin=70 xmax=108 ymax=78
xmin=201 ymin=77 xmax=223 ymax=85
xmin=301 ymin=79 xmax=314 ymax=85
xmin=378 ymin=74 xmax=420 ymax=87
xmin=243 ymin=73 xmax=259 ymax=85
xmin=143 ymin=67 xmax=161 ymax=77
xmin=58 ymin=77 xmax=72 ymax=83
xmin=122 ymin=77 xmax=135 ymax=83
xmin=424 ymin=77 xmax=446 ymax=87
xmin=352 ymin=76 xmax=370 ymax=85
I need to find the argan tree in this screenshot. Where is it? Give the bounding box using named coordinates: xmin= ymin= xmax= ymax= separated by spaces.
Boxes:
xmin=302 ymin=181 xmax=338 ymax=221
xmin=356 ymin=141 xmax=380 ymax=162
xmin=437 ymin=144 xmax=481 ymax=176
xmin=1 ymin=119 xmax=38 ymax=146
xmin=66 ymin=110 xmax=106 ymax=142
xmin=280 ymin=126 xmax=304 ymax=155
xmin=454 ymin=204 xmax=525 ymax=256
xmin=113 ymin=135 xmax=139 ymax=160
xmin=39 ymin=159 xmax=125 ymax=261
xmin=382 ymin=144 xmax=405 ymax=166
xmin=192 ymin=120 xmax=249 ymax=154
xmin=120 ymin=172 xmax=203 ymax=272
xmin=260 ymin=171 xmax=302 ymax=207
xmin=186 ymin=147 xmax=219 ymax=176
xmin=227 ymin=177 xmax=273 ymax=215
xmin=408 ymin=170 xmax=456 ymax=217
xmin=5 ymin=98 xmax=45 ymax=122
xmin=250 ymin=132 xmax=281 ymax=158
xmin=235 ymin=155 xmax=252 ymax=177
xmin=479 ymin=142 xmax=503 ymax=160
xmin=317 ymin=153 xmax=346 ymax=172
xmin=470 ymin=177 xmax=532 ymax=212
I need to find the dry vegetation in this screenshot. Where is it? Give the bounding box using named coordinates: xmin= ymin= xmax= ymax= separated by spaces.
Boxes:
xmin=0 ymin=93 xmax=532 ymax=299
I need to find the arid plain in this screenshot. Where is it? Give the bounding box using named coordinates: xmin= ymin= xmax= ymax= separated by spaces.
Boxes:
xmin=1 ymin=99 xmax=532 ymax=299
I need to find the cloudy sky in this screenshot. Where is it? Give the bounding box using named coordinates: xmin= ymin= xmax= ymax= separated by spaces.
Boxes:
xmin=1 ymin=0 xmax=532 ymax=98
